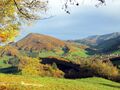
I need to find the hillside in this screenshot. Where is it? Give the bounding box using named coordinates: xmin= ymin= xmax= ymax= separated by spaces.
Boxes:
xmin=74 ymin=32 xmax=120 ymax=47
xmin=15 ymin=33 xmax=66 ymax=51
xmin=72 ymin=32 xmax=120 ymax=53
xmin=0 ymin=74 xmax=120 ymax=90
xmin=0 ymin=33 xmax=88 ymax=72
xmin=12 ymin=33 xmax=88 ymax=58
xmin=0 ymin=33 xmax=120 ymax=90
xmin=0 ymin=45 xmax=20 ymax=57
xmin=96 ymin=36 xmax=120 ymax=52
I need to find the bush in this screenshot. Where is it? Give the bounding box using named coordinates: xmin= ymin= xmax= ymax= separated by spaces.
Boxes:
xmin=52 ymin=62 xmax=58 ymax=70
xmin=38 ymin=64 xmax=64 ymax=78
xmin=8 ymin=57 xmax=19 ymax=67
xmin=18 ymin=56 xmax=64 ymax=77
xmin=18 ymin=56 xmax=40 ymax=76
xmin=74 ymin=57 xmax=119 ymax=81
xmin=90 ymin=60 xmax=119 ymax=80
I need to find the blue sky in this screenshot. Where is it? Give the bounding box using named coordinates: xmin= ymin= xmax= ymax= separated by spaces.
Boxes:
xmin=17 ymin=0 xmax=120 ymax=40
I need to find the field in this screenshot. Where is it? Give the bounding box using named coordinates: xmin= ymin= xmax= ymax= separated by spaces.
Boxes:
xmin=0 ymin=74 xmax=120 ymax=90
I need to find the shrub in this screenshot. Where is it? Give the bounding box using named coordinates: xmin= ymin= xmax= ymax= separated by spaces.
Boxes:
xmin=18 ymin=56 xmax=40 ymax=76
xmin=90 ymin=59 xmax=119 ymax=80
xmin=18 ymin=56 xmax=64 ymax=77
xmin=52 ymin=62 xmax=58 ymax=70
xmin=8 ymin=57 xmax=19 ymax=67
xmin=74 ymin=57 xmax=119 ymax=81
xmin=38 ymin=64 xmax=64 ymax=78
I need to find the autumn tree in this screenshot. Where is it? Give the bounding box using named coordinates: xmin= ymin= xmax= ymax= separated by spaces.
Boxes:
xmin=0 ymin=0 xmax=48 ymax=43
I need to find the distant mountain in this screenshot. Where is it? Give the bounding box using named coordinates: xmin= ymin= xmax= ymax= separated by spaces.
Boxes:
xmin=14 ymin=33 xmax=66 ymax=51
xmin=96 ymin=36 xmax=120 ymax=52
xmin=72 ymin=32 xmax=120 ymax=53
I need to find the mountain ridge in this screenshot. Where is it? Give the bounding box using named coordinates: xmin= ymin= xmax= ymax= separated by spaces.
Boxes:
xmin=14 ymin=33 xmax=66 ymax=51
xmin=71 ymin=32 xmax=120 ymax=53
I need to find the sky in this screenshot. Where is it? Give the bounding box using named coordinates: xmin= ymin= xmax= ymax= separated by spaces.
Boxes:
xmin=17 ymin=0 xmax=120 ymax=41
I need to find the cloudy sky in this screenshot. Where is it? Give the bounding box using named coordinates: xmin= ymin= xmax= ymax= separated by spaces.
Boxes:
xmin=17 ymin=0 xmax=120 ymax=40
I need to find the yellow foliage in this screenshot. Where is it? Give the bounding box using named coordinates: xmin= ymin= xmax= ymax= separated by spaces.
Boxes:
xmin=0 ymin=24 xmax=19 ymax=42
xmin=0 ymin=0 xmax=48 ymax=43
xmin=18 ymin=56 xmax=64 ymax=77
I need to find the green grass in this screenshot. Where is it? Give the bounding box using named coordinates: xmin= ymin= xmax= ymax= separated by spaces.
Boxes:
xmin=0 ymin=74 xmax=119 ymax=90
xmin=69 ymin=50 xmax=88 ymax=57
xmin=0 ymin=56 xmax=11 ymax=68
xmin=112 ymin=50 xmax=120 ymax=54
xmin=64 ymin=49 xmax=88 ymax=60
xmin=35 ymin=77 xmax=120 ymax=90
xmin=0 ymin=60 xmax=9 ymax=68
xmin=38 ymin=51 xmax=62 ymax=58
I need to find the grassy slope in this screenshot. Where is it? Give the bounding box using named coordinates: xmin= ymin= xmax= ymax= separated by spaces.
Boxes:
xmin=0 ymin=56 xmax=11 ymax=68
xmin=113 ymin=50 xmax=120 ymax=54
xmin=0 ymin=74 xmax=120 ymax=90
xmin=26 ymin=48 xmax=88 ymax=59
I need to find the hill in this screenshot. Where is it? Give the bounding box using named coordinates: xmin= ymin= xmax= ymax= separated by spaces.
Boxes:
xmin=0 ymin=33 xmax=88 ymax=70
xmin=74 ymin=32 xmax=120 ymax=47
xmin=72 ymin=32 xmax=120 ymax=53
xmin=12 ymin=33 xmax=88 ymax=58
xmin=0 ymin=33 xmax=120 ymax=89
xmin=15 ymin=33 xmax=65 ymax=51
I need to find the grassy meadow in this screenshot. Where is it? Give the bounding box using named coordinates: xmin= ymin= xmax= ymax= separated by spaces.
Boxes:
xmin=0 ymin=74 xmax=120 ymax=90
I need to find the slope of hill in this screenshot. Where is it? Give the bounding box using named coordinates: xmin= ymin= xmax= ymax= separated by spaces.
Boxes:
xmin=74 ymin=32 xmax=120 ymax=47
xmin=15 ymin=33 xmax=65 ymax=51
xmin=0 ymin=74 xmax=120 ymax=90
xmin=0 ymin=33 xmax=120 ymax=89
xmin=0 ymin=45 xmax=20 ymax=57
xmin=72 ymin=32 xmax=120 ymax=53
xmin=12 ymin=33 xmax=88 ymax=58
xmin=96 ymin=36 xmax=120 ymax=52
xmin=0 ymin=33 xmax=88 ymax=65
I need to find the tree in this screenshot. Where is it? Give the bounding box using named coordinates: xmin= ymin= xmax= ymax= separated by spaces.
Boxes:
xmin=52 ymin=62 xmax=58 ymax=70
xmin=63 ymin=0 xmax=105 ymax=14
xmin=0 ymin=0 xmax=48 ymax=43
xmin=0 ymin=0 xmax=105 ymax=43
xmin=62 ymin=45 xmax=70 ymax=56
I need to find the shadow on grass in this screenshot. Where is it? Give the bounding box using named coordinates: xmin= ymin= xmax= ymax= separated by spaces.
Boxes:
xmin=99 ymin=83 xmax=120 ymax=89
xmin=0 ymin=67 xmax=19 ymax=74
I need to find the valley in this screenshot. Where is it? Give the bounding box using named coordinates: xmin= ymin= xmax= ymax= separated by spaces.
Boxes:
xmin=0 ymin=32 xmax=120 ymax=90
